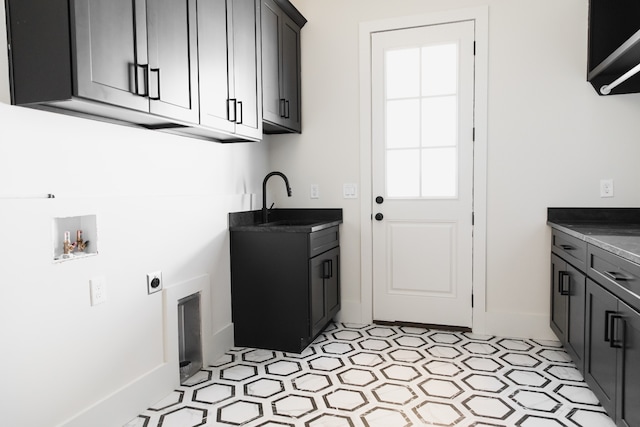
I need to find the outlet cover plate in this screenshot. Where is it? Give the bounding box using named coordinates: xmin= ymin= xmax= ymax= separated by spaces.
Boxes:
xmin=147 ymin=271 xmax=163 ymax=294
xmin=90 ymin=277 xmax=107 ymax=305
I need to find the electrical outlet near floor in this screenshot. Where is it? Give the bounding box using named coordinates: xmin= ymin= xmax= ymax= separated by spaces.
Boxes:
xmin=147 ymin=271 xmax=163 ymax=294
xmin=600 ymin=179 xmax=614 ymax=198
xmin=90 ymin=277 xmax=107 ymax=306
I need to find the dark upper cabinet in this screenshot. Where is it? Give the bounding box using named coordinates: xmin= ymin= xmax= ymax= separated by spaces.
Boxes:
xmin=261 ymin=0 xmax=306 ymax=133
xmin=5 ymin=0 xmax=264 ymax=142
xmin=588 ymin=0 xmax=640 ymax=95
xmin=75 ymin=0 xmax=200 ymax=123
xmin=6 ymin=0 xmax=199 ymax=124
xmin=197 ymin=0 xmax=262 ymax=140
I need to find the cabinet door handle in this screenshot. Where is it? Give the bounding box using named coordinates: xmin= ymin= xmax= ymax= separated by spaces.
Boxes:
xmin=604 ymin=271 xmax=632 ymax=281
xmin=322 ymin=260 xmax=332 ymax=279
xmin=604 ymin=310 xmax=616 ymax=343
xmin=285 ymin=100 xmax=290 ymax=119
xmin=228 ymin=99 xmax=237 ymax=122
xmin=558 ymin=271 xmax=570 ymax=296
xmin=559 ymin=244 xmax=575 ymax=251
xmin=237 ymin=101 xmax=243 ymax=125
xmin=134 ymin=63 xmax=149 ymax=97
xmin=610 ymin=314 xmax=624 ymax=349
xmin=279 ymin=98 xmax=286 ymax=118
xmin=149 ymin=68 xmax=161 ymax=100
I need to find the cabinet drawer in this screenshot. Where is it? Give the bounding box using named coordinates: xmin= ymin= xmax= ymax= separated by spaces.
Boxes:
xmin=309 ymin=226 xmax=339 ymax=258
xmin=552 ymin=229 xmax=587 ymax=271
xmin=588 ymin=245 xmax=640 ymax=310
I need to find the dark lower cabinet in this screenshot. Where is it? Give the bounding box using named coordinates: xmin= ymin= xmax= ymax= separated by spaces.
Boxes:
xmin=310 ymin=247 xmax=340 ymax=338
xmin=550 ymin=254 xmax=586 ymax=372
xmin=585 ymin=274 xmax=640 ymax=426
xmin=230 ymin=226 xmax=340 ymax=353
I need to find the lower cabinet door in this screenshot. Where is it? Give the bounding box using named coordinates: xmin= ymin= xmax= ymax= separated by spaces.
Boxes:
xmin=617 ymin=301 xmax=640 ymax=427
xmin=550 ymin=254 xmax=568 ymax=342
xmin=566 ymin=263 xmax=586 ymax=373
xmin=585 ymin=279 xmax=618 ymax=418
xmin=310 ymin=247 xmax=340 ymax=338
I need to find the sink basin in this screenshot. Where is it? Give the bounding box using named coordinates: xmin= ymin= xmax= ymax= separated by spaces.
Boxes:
xmin=258 ymin=219 xmax=323 ymax=227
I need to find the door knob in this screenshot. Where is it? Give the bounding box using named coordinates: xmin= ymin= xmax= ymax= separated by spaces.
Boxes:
xmin=375 ymin=213 xmax=384 ymax=221
xmin=375 ymin=196 xmax=384 ymax=204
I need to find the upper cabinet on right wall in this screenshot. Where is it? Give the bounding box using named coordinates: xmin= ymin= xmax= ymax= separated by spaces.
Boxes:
xmin=588 ymin=0 xmax=640 ymax=95
xmin=261 ymin=0 xmax=307 ymax=133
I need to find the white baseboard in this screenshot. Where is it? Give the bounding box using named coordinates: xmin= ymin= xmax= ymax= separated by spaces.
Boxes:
xmin=483 ymin=311 xmax=558 ymax=341
xmin=207 ymin=322 xmax=234 ymax=364
xmin=59 ymin=363 xmax=176 ymax=427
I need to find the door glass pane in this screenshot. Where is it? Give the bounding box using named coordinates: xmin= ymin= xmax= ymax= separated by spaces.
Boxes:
xmin=387 ymin=150 xmax=420 ymax=197
xmin=422 ymin=43 xmax=458 ymax=96
xmin=386 ymin=48 xmax=420 ymax=99
xmin=422 ymin=96 xmax=457 ymax=147
xmin=422 ymin=147 xmax=457 ymax=197
xmin=384 ymin=41 xmax=460 ymax=199
xmin=387 ymin=99 xmax=420 ymax=149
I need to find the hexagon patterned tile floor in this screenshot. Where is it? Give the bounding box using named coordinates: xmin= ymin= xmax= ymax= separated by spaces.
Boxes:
xmin=124 ymin=323 xmax=616 ymax=427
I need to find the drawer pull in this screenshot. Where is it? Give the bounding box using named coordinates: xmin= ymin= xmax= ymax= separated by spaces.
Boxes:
xmin=559 ymin=244 xmax=575 ymax=251
xmin=603 ymin=271 xmax=632 ymax=281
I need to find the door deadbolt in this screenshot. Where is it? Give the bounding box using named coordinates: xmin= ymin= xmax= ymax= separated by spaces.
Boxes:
xmin=375 ymin=213 xmax=384 ymax=221
xmin=375 ymin=196 xmax=384 ymax=204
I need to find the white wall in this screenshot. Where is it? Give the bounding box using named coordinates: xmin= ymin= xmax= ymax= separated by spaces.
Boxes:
xmin=270 ymin=0 xmax=640 ymax=338
xmin=0 ymin=4 xmax=269 ymax=426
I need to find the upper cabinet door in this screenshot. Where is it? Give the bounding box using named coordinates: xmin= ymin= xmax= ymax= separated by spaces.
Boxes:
xmin=260 ymin=0 xmax=303 ymax=133
xmin=260 ymin=0 xmax=282 ymax=127
xmin=73 ymin=0 xmax=149 ymax=112
xmin=198 ymin=0 xmax=235 ymax=133
xmin=230 ymin=0 xmax=262 ymax=139
xmin=146 ymin=0 xmax=200 ymax=123
xmin=198 ymin=0 xmax=262 ymax=139
xmin=280 ymin=14 xmax=301 ymax=132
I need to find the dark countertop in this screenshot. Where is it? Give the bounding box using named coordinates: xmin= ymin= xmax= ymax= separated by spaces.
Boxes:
xmin=229 ymin=208 xmax=343 ymax=233
xmin=548 ymin=208 xmax=640 ymax=264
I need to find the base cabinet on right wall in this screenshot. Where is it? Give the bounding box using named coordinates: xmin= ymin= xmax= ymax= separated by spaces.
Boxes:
xmin=584 ymin=246 xmax=640 ymax=426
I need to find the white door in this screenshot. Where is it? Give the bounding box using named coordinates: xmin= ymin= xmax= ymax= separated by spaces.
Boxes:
xmin=371 ymin=21 xmax=475 ymax=327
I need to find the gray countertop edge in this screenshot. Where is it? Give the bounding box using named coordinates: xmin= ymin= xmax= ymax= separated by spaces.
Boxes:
xmin=229 ymin=219 xmax=343 ymax=233
xmin=548 ymin=221 xmax=640 ymax=265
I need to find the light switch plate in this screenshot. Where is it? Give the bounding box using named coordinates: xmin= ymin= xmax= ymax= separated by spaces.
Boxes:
xmin=343 ymin=183 xmax=358 ymax=199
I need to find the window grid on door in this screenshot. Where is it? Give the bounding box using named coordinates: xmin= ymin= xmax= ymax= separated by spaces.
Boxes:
xmin=384 ymin=42 xmax=460 ymax=199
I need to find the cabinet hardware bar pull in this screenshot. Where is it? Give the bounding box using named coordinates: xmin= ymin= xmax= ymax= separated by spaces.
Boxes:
xmin=135 ymin=64 xmax=149 ymax=96
xmin=237 ymin=101 xmax=243 ymax=125
xmin=600 ymin=62 xmax=640 ymax=95
xmin=603 ymin=271 xmax=632 ymax=281
xmin=149 ymin=68 xmax=161 ymax=100
xmin=285 ymin=100 xmax=290 ymax=119
xmin=604 ymin=310 xmax=616 ymax=342
xmin=610 ymin=314 xmax=624 ymax=349
xmin=228 ymin=99 xmax=237 ymax=122
xmin=558 ymin=271 xmax=570 ymax=296
xmin=279 ymin=98 xmax=286 ymax=118
xmin=322 ymin=260 xmax=332 ymax=279
xmin=559 ymin=244 xmax=574 ymax=251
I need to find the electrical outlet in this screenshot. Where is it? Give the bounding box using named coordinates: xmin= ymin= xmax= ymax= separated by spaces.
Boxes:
xmin=600 ymin=179 xmax=614 ymax=198
xmin=310 ymin=184 xmax=320 ymax=199
xmin=90 ymin=277 xmax=107 ymax=306
xmin=147 ymin=271 xmax=163 ymax=294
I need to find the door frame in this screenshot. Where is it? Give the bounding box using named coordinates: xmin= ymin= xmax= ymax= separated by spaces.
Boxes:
xmin=358 ymin=7 xmax=489 ymax=334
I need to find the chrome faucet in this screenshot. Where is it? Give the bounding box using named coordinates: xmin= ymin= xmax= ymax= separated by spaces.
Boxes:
xmin=262 ymin=171 xmax=292 ymax=223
